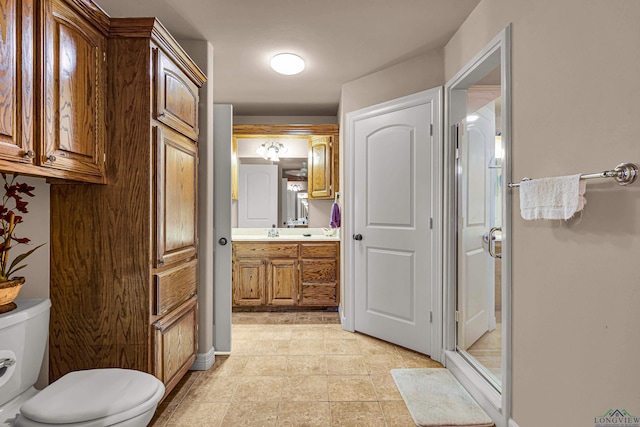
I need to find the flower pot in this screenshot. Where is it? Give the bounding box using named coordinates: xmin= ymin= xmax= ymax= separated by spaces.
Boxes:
xmin=0 ymin=277 xmax=25 ymax=311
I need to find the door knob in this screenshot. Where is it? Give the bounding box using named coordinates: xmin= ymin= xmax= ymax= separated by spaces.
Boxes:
xmin=219 ymin=237 xmax=228 ymax=246
xmin=353 ymin=234 xmax=363 ymax=241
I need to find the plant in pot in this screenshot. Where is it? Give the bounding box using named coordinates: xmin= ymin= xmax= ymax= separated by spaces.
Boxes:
xmin=0 ymin=173 xmax=44 ymax=313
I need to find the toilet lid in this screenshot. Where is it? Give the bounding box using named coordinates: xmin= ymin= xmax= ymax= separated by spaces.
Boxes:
xmin=20 ymin=368 xmax=163 ymax=424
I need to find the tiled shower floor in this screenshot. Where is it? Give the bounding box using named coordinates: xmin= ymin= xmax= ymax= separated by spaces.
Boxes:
xmin=149 ymin=311 xmax=443 ymax=426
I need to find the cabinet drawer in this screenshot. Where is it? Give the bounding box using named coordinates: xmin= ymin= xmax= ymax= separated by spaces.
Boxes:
xmin=152 ymin=297 xmax=198 ymax=393
xmin=154 ymin=259 xmax=197 ymax=315
xmin=301 ymin=284 xmax=336 ymax=305
xmin=233 ymin=243 xmax=298 ymax=258
xmin=301 ymin=259 xmax=337 ymax=282
xmin=154 ymin=48 xmax=199 ymax=140
xmin=300 ymin=243 xmax=338 ymax=258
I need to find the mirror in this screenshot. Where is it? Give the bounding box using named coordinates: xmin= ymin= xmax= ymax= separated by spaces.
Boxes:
xmin=235 ymin=136 xmax=310 ymax=227
xmin=446 ymin=29 xmax=510 ymax=396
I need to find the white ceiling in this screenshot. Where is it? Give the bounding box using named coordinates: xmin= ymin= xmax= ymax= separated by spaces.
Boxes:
xmin=96 ymin=0 xmax=480 ymax=116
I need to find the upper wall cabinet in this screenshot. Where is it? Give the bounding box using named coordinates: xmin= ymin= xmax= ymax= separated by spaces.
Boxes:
xmin=308 ymin=135 xmax=334 ymax=199
xmin=42 ymin=0 xmax=106 ymax=181
xmin=0 ymin=0 xmax=108 ymax=183
xmin=232 ymin=124 xmax=339 ymax=201
xmin=0 ymin=0 xmax=36 ymax=165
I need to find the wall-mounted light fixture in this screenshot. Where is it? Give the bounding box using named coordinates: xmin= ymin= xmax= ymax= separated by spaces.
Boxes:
xmin=256 ymin=141 xmax=288 ymax=161
xmin=270 ymin=53 xmax=305 ymax=75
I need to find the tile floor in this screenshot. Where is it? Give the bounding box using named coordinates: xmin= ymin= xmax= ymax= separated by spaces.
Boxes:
xmin=149 ymin=311 xmax=443 ymax=426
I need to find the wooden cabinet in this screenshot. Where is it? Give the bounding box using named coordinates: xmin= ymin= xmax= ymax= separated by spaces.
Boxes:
xmin=232 ymin=241 xmax=339 ymax=309
xmin=308 ymin=136 xmax=336 ymax=199
xmin=49 ymin=17 xmax=205 ymax=398
xmin=300 ymin=243 xmax=339 ymax=306
xmin=0 ymin=0 xmax=107 ymax=183
xmin=269 ymin=259 xmax=299 ymax=306
xmin=152 ymin=296 xmax=198 ymax=396
xmin=0 ymin=0 xmax=35 ymax=164
xmin=42 ymin=0 xmax=106 ymax=181
xmin=232 ymin=242 xmax=299 ymax=307
xmin=233 ymin=258 xmax=267 ymax=306
xmin=154 ymin=126 xmax=198 ymax=267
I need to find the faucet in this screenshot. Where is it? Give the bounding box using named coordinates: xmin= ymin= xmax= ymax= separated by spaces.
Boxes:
xmin=267 ymin=224 xmax=279 ymax=237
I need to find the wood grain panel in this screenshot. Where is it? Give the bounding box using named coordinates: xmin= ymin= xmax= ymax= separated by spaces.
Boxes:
xmin=233 ymin=259 xmax=266 ymax=306
xmin=0 ymin=0 xmax=34 ymax=164
xmin=309 ymin=136 xmax=331 ymax=198
xmin=43 ymin=0 xmax=105 ymax=179
xmin=269 ymin=259 xmax=298 ymax=305
xmin=233 ymin=242 xmax=298 ymax=259
xmin=233 ymin=124 xmax=338 ymax=136
xmin=155 ymin=48 xmax=199 ymax=140
xmin=301 ymin=284 xmax=336 ymax=305
xmin=153 ymin=297 xmax=197 ymax=395
xmin=154 ymin=259 xmax=198 ymax=315
xmin=301 ymin=259 xmax=337 ymax=282
xmin=301 ymin=242 xmax=338 ymax=258
xmin=154 ymin=125 xmax=198 ymax=267
xmin=49 ymin=35 xmax=152 ymax=382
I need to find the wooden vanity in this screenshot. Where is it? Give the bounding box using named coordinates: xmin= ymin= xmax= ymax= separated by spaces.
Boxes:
xmin=233 ymin=240 xmax=340 ymax=309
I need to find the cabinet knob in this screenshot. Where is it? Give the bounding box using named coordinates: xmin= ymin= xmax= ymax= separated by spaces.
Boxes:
xmin=47 ymin=154 xmax=57 ymax=163
xmin=24 ymin=150 xmax=35 ymax=159
xmin=219 ymin=237 xmax=228 ymax=246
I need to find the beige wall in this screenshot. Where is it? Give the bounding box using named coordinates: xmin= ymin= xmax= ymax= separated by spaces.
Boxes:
xmin=446 ymin=1 xmax=640 ymax=425
xmin=340 ymin=48 xmax=444 ymax=116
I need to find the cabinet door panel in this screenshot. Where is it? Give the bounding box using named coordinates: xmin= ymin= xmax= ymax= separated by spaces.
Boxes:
xmin=154 ymin=48 xmax=199 ymax=140
xmin=0 ymin=0 xmax=34 ymax=163
xmin=233 ymin=259 xmax=266 ymax=306
xmin=43 ymin=0 xmax=105 ymax=179
xmin=301 ymin=284 xmax=336 ymax=305
xmin=153 ymin=297 xmax=197 ymax=393
xmin=154 ymin=126 xmax=198 ymax=267
xmin=309 ymin=135 xmax=332 ymax=198
xmin=154 ymin=259 xmax=198 ymax=315
xmin=301 ymin=259 xmax=337 ymax=282
xmin=269 ymin=259 xmax=298 ymax=305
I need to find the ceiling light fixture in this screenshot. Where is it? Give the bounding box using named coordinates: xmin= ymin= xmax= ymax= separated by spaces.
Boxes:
xmin=270 ymin=53 xmax=305 ymax=75
xmin=256 ymin=141 xmax=288 ymax=161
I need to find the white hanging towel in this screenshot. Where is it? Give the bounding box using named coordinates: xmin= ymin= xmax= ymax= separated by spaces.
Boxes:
xmin=519 ymin=174 xmax=586 ymax=220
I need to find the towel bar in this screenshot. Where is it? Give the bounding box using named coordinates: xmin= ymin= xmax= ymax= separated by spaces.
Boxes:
xmin=508 ymin=162 xmax=638 ymax=188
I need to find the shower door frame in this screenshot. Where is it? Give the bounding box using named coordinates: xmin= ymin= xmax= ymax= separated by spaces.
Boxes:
xmin=442 ymin=25 xmax=513 ymax=427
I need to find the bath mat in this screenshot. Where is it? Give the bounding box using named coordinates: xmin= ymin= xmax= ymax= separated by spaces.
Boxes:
xmin=391 ymin=368 xmax=493 ymax=427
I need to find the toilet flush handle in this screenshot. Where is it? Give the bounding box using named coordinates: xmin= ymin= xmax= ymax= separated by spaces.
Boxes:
xmin=0 ymin=357 xmax=15 ymax=369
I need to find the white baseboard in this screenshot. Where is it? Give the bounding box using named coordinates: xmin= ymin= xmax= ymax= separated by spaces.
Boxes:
xmin=214 ymin=351 xmax=231 ymax=356
xmin=509 ymin=419 xmax=520 ymax=427
xmin=190 ymin=346 xmax=215 ymax=370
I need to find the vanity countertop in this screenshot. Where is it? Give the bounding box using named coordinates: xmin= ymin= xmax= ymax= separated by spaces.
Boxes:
xmin=232 ymin=228 xmax=340 ymax=242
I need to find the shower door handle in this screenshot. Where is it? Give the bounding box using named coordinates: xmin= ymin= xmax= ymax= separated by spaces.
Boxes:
xmin=488 ymin=227 xmax=502 ymax=259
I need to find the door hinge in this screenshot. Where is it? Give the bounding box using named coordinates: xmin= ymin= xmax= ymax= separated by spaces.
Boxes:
xmin=103 ymin=51 xmax=107 ymax=62
xmin=429 ymin=217 xmax=433 ymax=229
xmin=455 ymin=311 xmax=460 ymax=322
xmin=430 ymin=124 xmax=433 ymax=136
xmin=103 ymin=153 xmax=106 ymax=163
xmin=429 ymin=311 xmax=433 ymax=323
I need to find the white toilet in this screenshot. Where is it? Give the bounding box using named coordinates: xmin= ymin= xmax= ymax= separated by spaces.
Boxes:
xmin=0 ymin=298 xmax=165 ymax=426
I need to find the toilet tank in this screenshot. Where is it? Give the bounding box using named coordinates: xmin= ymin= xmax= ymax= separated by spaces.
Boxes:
xmin=0 ymin=298 xmax=51 ymax=406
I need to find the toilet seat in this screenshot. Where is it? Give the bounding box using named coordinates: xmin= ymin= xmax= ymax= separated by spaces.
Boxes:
xmin=16 ymin=368 xmax=165 ymax=427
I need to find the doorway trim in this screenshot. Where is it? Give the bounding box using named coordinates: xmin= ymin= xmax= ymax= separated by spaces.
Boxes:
xmin=343 ymin=88 xmax=443 ymax=362
xmin=443 ymin=25 xmax=512 ymax=427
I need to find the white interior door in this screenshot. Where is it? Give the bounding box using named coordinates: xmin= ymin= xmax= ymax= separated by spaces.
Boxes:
xmin=457 ymin=106 xmax=495 ymax=350
xmin=352 ymin=90 xmax=438 ymax=355
xmin=238 ymin=164 xmax=278 ymax=228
